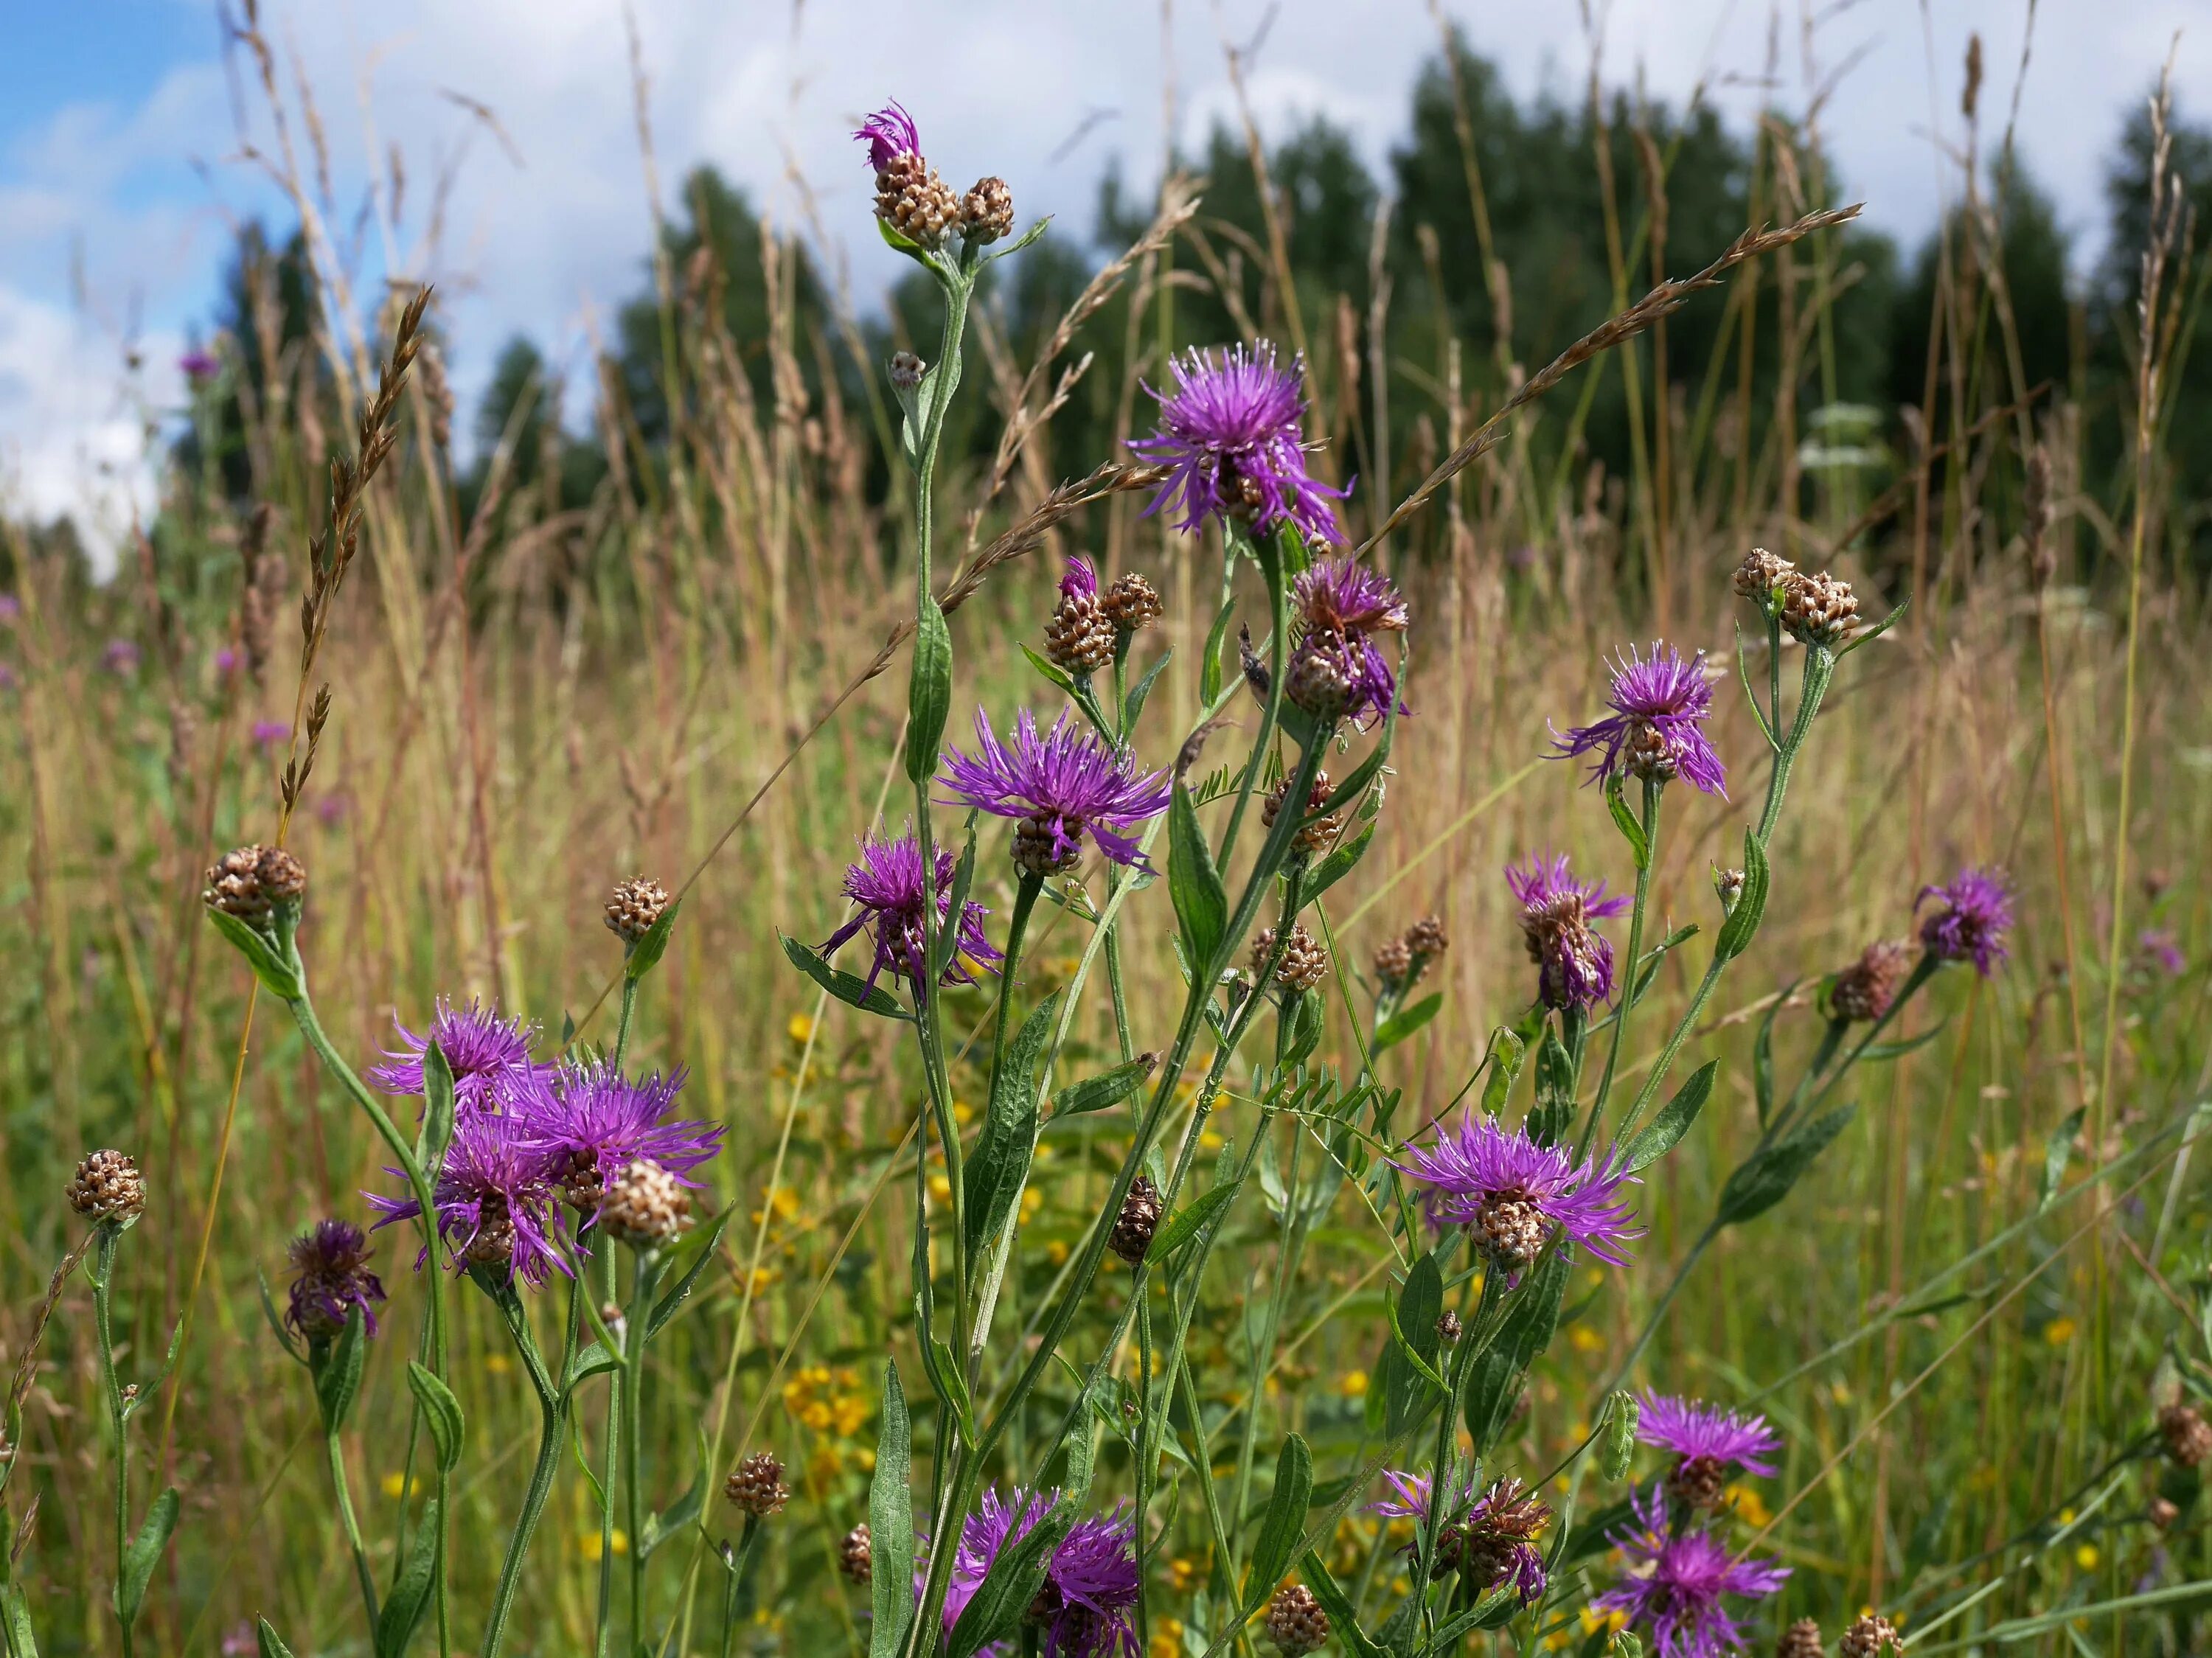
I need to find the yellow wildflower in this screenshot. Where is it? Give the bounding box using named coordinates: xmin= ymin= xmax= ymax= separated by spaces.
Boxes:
xmin=581 ymin=1528 xmax=630 ymax=1561
xmin=787 ymin=1011 xmax=815 ymax=1044
xmin=1339 ymin=1370 xmax=1368 ymax=1398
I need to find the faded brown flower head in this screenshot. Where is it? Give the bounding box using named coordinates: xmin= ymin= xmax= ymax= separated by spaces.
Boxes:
xmin=2149 ymin=1494 xmax=2180 ymax=1530
xmin=1713 ymin=866 xmax=1746 ymax=910
xmin=1664 ymin=1453 xmax=1729 ymax=1513
xmin=605 ymin=877 xmax=670 ymax=947
xmin=1837 ymin=1614 xmax=1900 ymax=1658
xmin=877 ymin=153 xmax=960 ymax=249
xmin=1046 ymin=581 xmax=1116 ymax=674
xmin=1251 ymin=922 xmax=1329 ymax=993
xmin=888 ymin=351 xmax=927 ymax=391
xmin=959 ymin=176 xmax=1015 ymax=244
xmin=1262 ymin=768 xmax=1338 ymax=858
xmin=1109 ymin=1174 xmax=1164 ymax=1267
xmin=1101 ymin=573 xmax=1164 ymax=635
xmin=1775 ymin=1619 xmax=1826 ymax=1658
xmin=597 ymin=1160 xmax=692 ymax=1249
xmin=1435 ymin=1309 xmax=1463 ymax=1343
xmin=1265 ymin=1583 xmax=1330 ymax=1657
xmin=69 ymin=1149 xmax=145 ymax=1225
xmin=1371 ymin=934 xmax=1415 ymax=991
xmin=2160 ymin=1402 xmax=2212 ymax=1468
xmin=1733 ymin=546 xmax=1796 ymax=605
xmin=838 ymin=1522 xmax=874 ymax=1584
xmin=1404 ymin=915 xmax=1448 ymax=960
xmin=204 ymin=843 xmax=307 ymax=925
xmin=1781 ymin=569 xmax=1859 ymax=647
xmin=1832 ymin=940 xmax=1912 ymax=1024
xmin=726 ymin=1451 xmax=790 ymax=1518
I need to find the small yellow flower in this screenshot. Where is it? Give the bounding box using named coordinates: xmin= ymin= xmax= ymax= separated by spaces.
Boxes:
xmin=2075 ymin=1544 xmax=2099 ymax=1570
xmin=1020 ymin=1188 xmax=1044 ymax=1225
xmin=1578 ymin=1606 xmax=1627 ymax=1639
xmin=1199 ymin=1130 xmax=1223 ymax=1151
xmin=485 ymin=1352 xmax=513 ymax=1374
xmin=1831 ymin=1380 xmax=1852 ymax=1405
xmin=953 ymin=1100 xmax=975 ymax=1126
xmin=2058 ymin=1508 xmax=2076 ymax=1526
xmin=1149 ymin=1616 xmax=1185 ymax=1658
xmin=1722 ymin=1484 xmax=1772 ymax=1529
xmin=581 ymin=1528 xmax=630 ymax=1561
xmin=1167 ymin=1556 xmax=1203 ymax=1593
xmin=787 ymin=1011 xmax=816 ymax=1044
xmin=2044 ymin=1317 xmax=2077 ymax=1346
xmin=930 ymin=1174 xmax=953 ymax=1205
xmin=745 ymin=1266 xmax=778 ymax=1295
xmin=1570 ymin=1326 xmax=1604 ymax=1354
xmin=380 ymin=1472 xmax=425 ymax=1500
xmin=1339 ymin=1369 xmax=1368 ymax=1398
xmin=1047 ymin=1240 xmax=1070 ymax=1266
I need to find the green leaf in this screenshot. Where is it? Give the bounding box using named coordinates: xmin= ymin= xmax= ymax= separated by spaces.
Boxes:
xmin=1124 ymin=649 xmax=1172 ymax=731
xmin=965 ymin=992 xmax=1061 ymax=1254
xmin=406 ymin=1362 xmax=466 ymax=1474
xmin=1200 ymin=598 xmax=1236 ymax=705
xmin=375 ymin=1497 xmax=439 ymax=1658
xmin=919 ymin=1337 xmax=977 ymax=1440
xmin=1147 ymin=1181 xmax=1240 ymax=1264
xmin=1714 ymin=829 xmax=1770 ymax=961
xmin=1716 ymin=1105 xmax=1856 ymax=1227
xmin=417 ymin=1037 xmax=456 ymax=1170
xmin=3 ymin=1584 xmax=39 ymax=1658
xmin=1601 ymin=1390 xmax=1638 ymax=1480
xmin=563 ymin=1340 xmax=621 ymax=1399
xmin=313 ymin=1304 xmax=369 ymax=1433
xmin=1627 ymin=925 xmax=1701 ymax=1006
xmin=1305 ymin=821 xmax=1374 ymax=901
xmin=2040 ymin=1107 xmax=2088 ymax=1211
xmin=1374 ymin=994 xmax=1441 ymax=1054
xmin=780 ymin=933 xmax=908 ymax=1020
xmin=1168 ymin=781 xmax=1228 ymax=973
xmin=1464 ymin=1244 xmax=1571 ymax=1452
xmin=1481 ymin=1028 xmax=1528 ymax=1117
xmin=1245 ymin=1434 xmax=1313 ymax=1605
xmin=204 ymin=908 xmax=302 ymax=1000
xmin=1051 ymin=1056 xmax=1155 ymax=1120
xmin=647 ymin=1205 xmax=735 ymax=1340
xmin=256 ymin=1618 xmax=296 ymax=1658
xmin=114 ymin=1487 xmax=180 ymax=1629
xmin=1385 ymin=1255 xmax=1444 ymax=1438
xmin=1020 ymin=643 xmax=1081 ymax=699
xmin=1837 ymin=594 xmax=1910 ymax=655
xmin=929 ymin=832 xmax=978 ymax=982
xmin=1281 ymin=988 xmax=1325 ymax=1067
xmin=1297 ymin=1552 xmax=1388 ymax=1658
xmin=1605 ymin=776 xmax=1649 ymax=870
xmin=945 ymin=1503 xmax=1068 ymax=1658
xmin=624 ymin=896 xmax=683 ymax=983
xmin=1858 ymin=1021 xmax=1949 ymax=1062
xmin=639 ymin=1462 xmax=707 ymax=1559
xmin=1621 ymin=1061 xmax=1717 ymax=1174
xmin=985 ymin=215 xmax=1054 ymax=262
xmin=1752 ymin=986 xmax=1789 ymax=1130
xmin=877 ymin=215 xmax=925 ymax=256
xmin=905 ymin=595 xmax=953 ymax=784
xmin=868 ymin=1365 xmax=917 ymax=1658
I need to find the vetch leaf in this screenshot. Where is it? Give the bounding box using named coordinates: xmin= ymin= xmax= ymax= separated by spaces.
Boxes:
xmin=1020 ymin=643 xmax=1081 ymax=699
xmin=563 ymin=1340 xmax=620 ymax=1399
xmin=257 ymin=1618 xmax=297 ymax=1658
xmin=1124 ymin=649 xmax=1172 ymax=731
xmin=1384 ymin=1255 xmax=1444 ymax=1438
xmin=1717 ymin=1106 xmax=1856 ymax=1227
xmin=1859 ymin=1021 xmax=1949 ymax=1062
xmin=965 ymin=992 xmax=1061 ymax=1254
xmin=1374 ymin=994 xmax=1441 ymax=1054
xmin=780 ymin=934 xmax=908 ymax=1020
xmin=1168 ymin=781 xmax=1228 ymax=972
xmin=868 ymin=1365 xmax=917 ymax=1658
xmin=1050 ymin=1055 xmax=1155 ymax=1120
xmin=1752 ymin=985 xmax=1790 ymax=1130
xmin=1245 ymin=1434 xmax=1313 ymax=1604
xmin=1464 ymin=1244 xmax=1570 ymax=1452
xmin=114 ymin=1487 xmax=180 ymax=1629
xmin=905 ymin=595 xmax=953 ymax=784
xmin=1306 ymin=821 xmax=1374 ymax=901
xmin=1621 ymin=1061 xmax=1717 ymax=1174
xmin=639 ymin=1462 xmax=706 ymax=1559
xmin=406 ymin=1362 xmax=466 ymax=1474
xmin=1147 ymin=1181 xmax=1239 ymax=1264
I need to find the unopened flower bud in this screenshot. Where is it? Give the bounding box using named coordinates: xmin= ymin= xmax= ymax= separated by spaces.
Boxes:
xmin=1262 ymin=769 xmax=1337 ymax=858
xmin=69 ymin=1149 xmax=145 ymax=1226
xmin=725 ymin=1451 xmax=790 ymax=1517
xmin=1774 ymin=1620 xmax=1824 ymax=1658
xmin=1101 ymin=574 xmax=1164 ymax=635
xmin=1714 ymin=866 xmax=1745 ymax=911
xmin=1831 ymin=940 xmax=1911 ymax=1023
xmin=604 ymin=877 xmax=669 ymax=947
xmin=1435 ymin=1310 xmax=1462 ymax=1344
xmin=597 ymin=1160 xmax=692 ymax=1249
xmin=1780 ymin=568 xmax=1859 ymax=648
xmin=1264 ymin=1583 xmax=1330 ymax=1657
xmin=959 ymin=176 xmax=1015 ymax=244
xmin=839 ymin=1522 xmax=873 ymax=1584
xmin=1602 ymin=1389 xmax=1638 ymax=1481
xmin=1838 ymin=1614 xmax=1901 ymax=1658
xmin=876 ymin=153 xmax=960 ymax=249
xmin=204 ymin=843 xmax=307 ymax=927
xmin=2161 ymin=1402 xmax=2212 ymax=1468
xmin=1733 ymin=546 xmax=1795 ymax=608
xmin=1251 ymin=922 xmax=1329 ymax=993
xmin=1109 ymin=1174 xmax=1164 ymax=1267
xmin=889 ymin=351 xmax=927 ymax=391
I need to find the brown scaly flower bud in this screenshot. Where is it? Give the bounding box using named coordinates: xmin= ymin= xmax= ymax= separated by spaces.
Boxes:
xmin=1837 ymin=1614 xmax=1901 ymax=1658
xmin=1264 ymin=1583 xmax=1330 ymax=1657
xmin=888 ymin=351 xmax=927 ymax=391
xmin=604 ymin=877 xmax=670 ymax=947
xmin=959 ymin=176 xmax=1015 ymax=244
xmin=1262 ymin=769 xmax=1338 ymax=858
xmin=1775 ymin=1619 xmax=1826 ymax=1658
xmin=1109 ymin=1174 xmax=1164 ymax=1267
xmin=1046 ymin=571 xmax=1116 ymax=675
xmin=1014 ymin=812 xmax=1084 ymax=879
xmin=1831 ymin=940 xmax=1912 ymax=1024
xmin=1371 ymin=935 xmax=1415 ymax=991
xmin=462 ymin=1201 xmax=518 ymax=1268
xmin=203 ymin=843 xmax=307 ymax=926
xmin=839 ymin=1522 xmax=874 ymax=1584
xmin=1251 ymin=922 xmax=1329 ymax=993
xmin=1472 ymin=1197 xmax=1546 ymax=1272
xmin=1100 ymin=573 xmax=1164 ymax=635
xmin=726 ymin=1451 xmax=790 ymax=1518
xmin=1665 ymin=1453 xmax=1729 ymax=1513
xmin=1780 ymin=569 xmax=1859 ymax=648
xmin=1405 ymin=916 xmax=1448 ymax=960
xmin=1733 ymin=546 xmax=1796 ymax=606
xmin=1435 ymin=1310 xmax=1463 ymax=1344
xmin=1283 ymin=638 xmax=1352 ymax=721
xmin=69 ymin=1149 xmax=145 ymax=1226
xmin=2160 ymin=1402 xmax=2212 ymax=1468
xmin=876 ymin=153 xmax=960 ymax=250
xmin=597 ymin=1160 xmax=692 ymax=1249
xmin=2149 ymin=1494 xmax=2180 ymax=1530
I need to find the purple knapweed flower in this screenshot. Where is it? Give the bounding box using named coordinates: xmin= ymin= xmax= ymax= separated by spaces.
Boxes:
xmin=0 ymin=594 xmax=19 ymax=621
xmin=215 ymin=646 xmax=239 ymax=676
xmin=252 ymin=718 xmax=291 ymax=750
xmin=855 ymin=101 xmax=921 ymax=172
xmin=1130 ymin=344 xmax=1348 ymax=545
xmin=1284 ymin=558 xmax=1408 ymax=728
xmin=1508 ymin=854 xmax=1631 ymax=1012
xmin=1551 ymin=643 xmax=1725 ymax=797
xmin=105 ymin=638 xmax=140 ymax=674
xmin=823 ymin=830 xmax=1001 ymax=992
xmin=368 ymin=1111 xmax=571 ymax=1288
xmin=2139 ymin=928 xmax=2186 ymax=977
xmin=283 ymin=1218 xmax=386 ymax=1342
xmin=524 ymin=1060 xmax=723 ymax=1219
xmin=1394 ymin=1116 xmax=1641 ymax=1270
xmin=938 ymin=709 xmax=1172 ymax=877
xmin=1916 ymin=866 xmax=2013 ymax=977
xmin=1638 ymin=1393 xmax=1782 ymax=1475
xmin=933 ymin=1488 xmax=1139 ymax=1658
xmin=1373 ymin=1470 xmax=1551 ymax=1603
xmin=1594 ymin=1487 xmax=1790 ymax=1658
xmin=367 ymin=997 xmax=552 ymax=1115
xmin=180 ymin=349 xmax=220 ymax=383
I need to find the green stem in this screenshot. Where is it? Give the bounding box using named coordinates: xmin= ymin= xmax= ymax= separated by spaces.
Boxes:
xmin=613 ymin=975 xmax=640 ymax=1073
xmin=624 ymin=1253 xmax=664 ymax=1648
xmin=329 ymin=1429 xmax=380 ymax=1629
xmin=1585 ymin=779 xmax=1660 ymax=1142
xmin=92 ymin=1230 xmax=131 ymax=1658
xmin=481 ymin=1291 xmax=568 ymax=1658
xmin=1213 ymin=535 xmax=1288 ymax=879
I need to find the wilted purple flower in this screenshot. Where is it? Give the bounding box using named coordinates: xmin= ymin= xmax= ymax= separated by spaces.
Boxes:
xmin=368 ymin=998 xmax=552 ymax=1115
xmin=1916 ymin=866 xmax=2013 ymax=976
xmin=1638 ymin=1393 xmax=1782 ymax=1476
xmin=524 ymin=1060 xmax=723 ymax=1218
xmin=1130 ymin=344 xmax=1347 ymax=544
xmin=104 ymin=638 xmax=140 ymax=674
xmin=823 ymin=830 xmax=1001 ymax=992
xmin=1394 ymin=1115 xmax=1641 ymax=1269
xmin=252 ymin=718 xmax=291 ymax=750
xmin=933 ymin=1488 xmax=1139 ymax=1658
xmin=215 ymin=646 xmax=239 ymax=676
xmin=1284 ymin=558 xmax=1408 ymax=728
xmin=2139 ymin=928 xmax=2186 ymax=977
xmin=180 ymin=349 xmax=221 ymax=383
xmin=1551 ymin=643 xmax=1725 ymax=797
xmin=938 ymin=710 xmax=1172 ymax=877
xmin=855 ymin=102 xmax=921 ymax=172
xmin=283 ymin=1217 xmax=386 ymax=1342
xmin=369 ymin=1112 xmax=571 ymax=1288
xmin=1508 ymin=854 xmax=1632 ymax=1011
xmin=1594 ymin=1487 xmax=1789 ymax=1658
xmin=1372 ymin=1470 xmax=1550 ymax=1603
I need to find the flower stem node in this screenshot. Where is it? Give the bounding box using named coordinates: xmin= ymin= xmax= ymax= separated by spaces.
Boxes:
xmin=726 ymin=1451 xmax=790 ymax=1518
xmin=1108 ymin=1174 xmax=1164 ymax=1267
xmin=1265 ymin=1583 xmax=1331 ymax=1657
xmin=604 ymin=877 xmax=669 ymax=947
xmin=597 ymin=1159 xmax=692 ymax=1250
xmin=69 ymin=1149 xmax=145 ymax=1227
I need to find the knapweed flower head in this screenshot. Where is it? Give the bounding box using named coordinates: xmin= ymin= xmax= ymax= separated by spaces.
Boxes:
xmin=284 ymin=1218 xmax=386 ymax=1342
xmin=1372 ymin=1470 xmax=1550 ymax=1602
xmin=854 ymin=101 xmax=920 ymax=171
xmin=1394 ymin=1115 xmax=1641 ymax=1270
xmin=1285 ymin=557 xmax=1408 ymax=727
xmin=933 ymin=1488 xmax=1140 ymax=1658
xmin=1551 ymin=644 xmax=1725 ymax=797
xmin=524 ymin=1060 xmax=723 ymax=1217
xmin=1640 ymin=1392 xmax=1781 ymax=1511
xmin=1508 ymin=854 xmax=1631 ymax=1011
xmin=823 ymin=829 xmax=1000 ymax=992
xmin=369 ymin=1112 xmax=571 ymax=1289
xmin=105 ymin=638 xmax=141 ymax=674
xmin=1045 ymin=556 xmax=1116 ymax=674
xmin=939 ymin=709 xmax=1172 ymax=877
xmin=251 ymin=718 xmax=291 ymax=750
xmin=2139 ymin=927 xmax=2186 ymax=977
xmin=180 ymin=348 xmax=221 ymax=382
xmin=1916 ymin=865 xmax=2013 ymax=976
xmin=1130 ymin=343 xmax=1347 ymax=544
xmin=1595 ymin=1487 xmax=1789 ymax=1658
xmin=369 ymin=997 xmax=552 ymax=1115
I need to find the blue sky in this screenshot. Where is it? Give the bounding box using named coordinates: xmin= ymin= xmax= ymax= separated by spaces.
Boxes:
xmin=3 ymin=0 xmax=2205 ymax=567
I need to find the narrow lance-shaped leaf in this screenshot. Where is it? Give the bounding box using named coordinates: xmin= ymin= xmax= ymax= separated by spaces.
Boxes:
xmin=1716 ymin=1105 xmax=1856 ymax=1227
xmin=868 ymin=1365 xmax=917 ymax=1658
xmin=905 ymin=595 xmax=953 ymax=784
xmin=1621 ymin=1061 xmax=1717 ymax=1174
xmin=964 ymin=991 xmax=1061 ymax=1253
xmin=1245 ymin=1434 xmax=1314 ymax=1606
xmin=1167 ymin=781 xmax=1227 ymax=973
